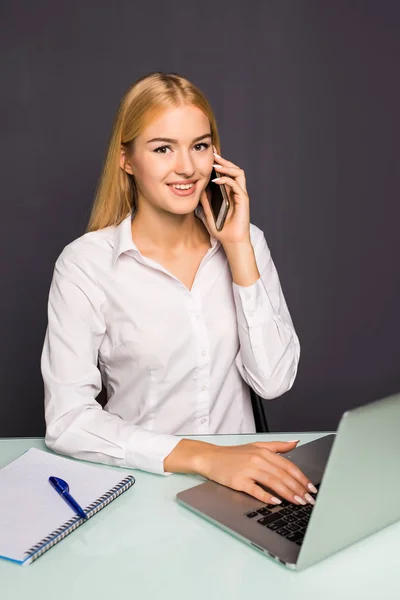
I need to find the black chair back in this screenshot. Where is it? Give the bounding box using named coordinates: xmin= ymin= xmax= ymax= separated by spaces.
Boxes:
xmin=249 ymin=387 xmax=269 ymax=432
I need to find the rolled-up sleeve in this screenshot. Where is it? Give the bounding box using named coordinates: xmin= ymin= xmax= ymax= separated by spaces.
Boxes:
xmin=41 ymin=250 xmax=180 ymax=475
xmin=233 ymin=227 xmax=300 ymax=399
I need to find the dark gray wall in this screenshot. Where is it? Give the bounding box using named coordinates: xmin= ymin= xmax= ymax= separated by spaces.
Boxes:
xmin=1 ymin=1 xmax=399 ymax=437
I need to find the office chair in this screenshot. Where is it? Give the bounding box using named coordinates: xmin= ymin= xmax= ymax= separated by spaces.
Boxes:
xmin=249 ymin=386 xmax=269 ymax=432
xmin=96 ymin=383 xmax=269 ymax=432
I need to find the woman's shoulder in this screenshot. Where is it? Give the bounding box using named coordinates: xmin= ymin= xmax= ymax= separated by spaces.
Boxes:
xmin=55 ymin=224 xmax=117 ymax=273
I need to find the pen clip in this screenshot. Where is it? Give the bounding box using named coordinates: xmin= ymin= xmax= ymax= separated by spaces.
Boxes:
xmin=49 ymin=476 xmax=69 ymax=494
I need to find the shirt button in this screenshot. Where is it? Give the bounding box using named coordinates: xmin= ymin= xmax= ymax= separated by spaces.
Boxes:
xmin=201 ymin=385 xmax=207 ymax=391
xmin=200 ymin=418 xmax=207 ymax=424
xmin=196 ymin=314 xmax=200 ymax=320
xmin=201 ymin=350 xmax=206 ymax=356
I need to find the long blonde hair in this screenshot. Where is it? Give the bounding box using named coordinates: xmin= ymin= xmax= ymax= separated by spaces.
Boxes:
xmin=87 ymin=72 xmax=221 ymax=232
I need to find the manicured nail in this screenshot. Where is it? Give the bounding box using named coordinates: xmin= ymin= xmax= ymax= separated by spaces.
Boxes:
xmin=213 ymin=163 xmax=222 ymax=168
xmin=270 ymin=497 xmax=282 ymax=504
xmin=305 ymin=493 xmax=316 ymax=505
xmin=211 ymin=177 xmax=221 ymax=182
xmin=213 ymin=151 xmax=221 ymax=158
xmin=288 ymin=439 xmax=300 ymax=443
xmin=308 ymin=483 xmax=318 ymax=494
xmin=294 ymin=495 xmax=306 ymax=505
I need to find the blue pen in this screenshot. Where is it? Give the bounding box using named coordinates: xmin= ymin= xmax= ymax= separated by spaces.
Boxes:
xmin=49 ymin=476 xmax=88 ymax=520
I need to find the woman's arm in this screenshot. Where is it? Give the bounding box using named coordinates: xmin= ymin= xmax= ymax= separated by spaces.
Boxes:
xmin=41 ymin=248 xmax=180 ymax=475
xmin=43 ymin=244 xmax=313 ymax=505
xmin=225 ymin=225 xmax=300 ymax=399
xmin=164 ymin=438 xmax=317 ymax=506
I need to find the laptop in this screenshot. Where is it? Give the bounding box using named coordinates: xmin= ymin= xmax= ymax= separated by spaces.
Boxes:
xmin=177 ymin=392 xmax=400 ymax=570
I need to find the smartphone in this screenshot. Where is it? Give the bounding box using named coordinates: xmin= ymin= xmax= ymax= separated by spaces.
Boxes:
xmin=206 ymin=167 xmax=230 ymax=231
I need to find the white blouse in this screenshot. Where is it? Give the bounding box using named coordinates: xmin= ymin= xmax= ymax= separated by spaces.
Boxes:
xmin=41 ymin=205 xmax=300 ymax=475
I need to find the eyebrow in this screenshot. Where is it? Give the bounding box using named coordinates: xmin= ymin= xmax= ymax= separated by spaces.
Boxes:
xmin=146 ymin=133 xmax=212 ymax=144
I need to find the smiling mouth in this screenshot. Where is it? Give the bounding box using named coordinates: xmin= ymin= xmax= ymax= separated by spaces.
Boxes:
xmin=167 ymin=182 xmax=197 ymax=189
xmin=167 ymin=181 xmax=199 ymax=196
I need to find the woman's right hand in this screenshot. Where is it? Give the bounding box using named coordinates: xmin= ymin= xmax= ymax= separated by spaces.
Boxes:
xmin=164 ymin=439 xmax=317 ymax=506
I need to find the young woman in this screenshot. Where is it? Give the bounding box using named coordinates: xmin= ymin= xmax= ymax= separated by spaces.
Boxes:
xmin=41 ymin=72 xmax=317 ymax=508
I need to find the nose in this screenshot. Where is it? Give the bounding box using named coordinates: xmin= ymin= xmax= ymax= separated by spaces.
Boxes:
xmin=174 ymin=149 xmax=196 ymax=178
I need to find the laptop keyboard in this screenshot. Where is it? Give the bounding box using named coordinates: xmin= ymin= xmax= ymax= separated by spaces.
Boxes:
xmin=245 ymin=483 xmax=320 ymax=546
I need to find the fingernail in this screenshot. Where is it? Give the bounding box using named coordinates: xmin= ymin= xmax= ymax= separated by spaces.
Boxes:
xmin=308 ymin=483 xmax=318 ymax=494
xmin=305 ymin=493 xmax=316 ymax=505
xmin=288 ymin=439 xmax=300 ymax=443
xmin=213 ymin=151 xmax=221 ymax=157
xmin=211 ymin=177 xmax=221 ymax=182
xmin=213 ymin=163 xmax=222 ymax=168
xmin=294 ymin=495 xmax=306 ymax=506
xmin=270 ymin=497 xmax=282 ymax=504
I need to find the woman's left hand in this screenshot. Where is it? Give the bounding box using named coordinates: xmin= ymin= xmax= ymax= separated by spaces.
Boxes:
xmin=199 ymin=145 xmax=251 ymax=246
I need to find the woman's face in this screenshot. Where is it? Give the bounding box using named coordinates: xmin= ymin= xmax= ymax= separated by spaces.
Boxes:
xmin=121 ymin=104 xmax=214 ymax=215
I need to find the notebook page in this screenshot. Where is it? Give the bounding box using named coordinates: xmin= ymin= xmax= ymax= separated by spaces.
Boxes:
xmin=0 ymin=447 xmax=134 ymax=563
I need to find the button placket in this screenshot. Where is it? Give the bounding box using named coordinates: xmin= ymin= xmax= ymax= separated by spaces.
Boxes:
xmin=188 ymin=298 xmax=210 ymax=430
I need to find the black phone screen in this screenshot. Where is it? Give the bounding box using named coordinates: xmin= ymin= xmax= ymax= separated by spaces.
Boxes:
xmin=207 ymin=167 xmax=225 ymax=222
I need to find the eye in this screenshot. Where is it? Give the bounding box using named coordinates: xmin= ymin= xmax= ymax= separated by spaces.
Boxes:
xmin=194 ymin=143 xmax=210 ymax=151
xmin=154 ymin=145 xmax=172 ymax=154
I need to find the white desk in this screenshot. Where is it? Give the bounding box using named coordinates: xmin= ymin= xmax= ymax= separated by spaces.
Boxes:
xmin=1 ymin=434 xmax=399 ymax=600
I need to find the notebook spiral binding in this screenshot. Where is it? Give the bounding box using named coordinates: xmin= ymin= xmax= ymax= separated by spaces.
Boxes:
xmin=23 ymin=475 xmax=135 ymax=565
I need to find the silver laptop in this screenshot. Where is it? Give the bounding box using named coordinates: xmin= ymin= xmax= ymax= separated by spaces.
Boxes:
xmin=177 ymin=392 xmax=400 ymax=570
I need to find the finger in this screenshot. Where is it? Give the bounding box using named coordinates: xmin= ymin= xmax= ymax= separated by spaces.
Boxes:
xmin=213 ymin=164 xmax=243 ymax=177
xmin=258 ymin=452 xmax=317 ymax=503
xmin=273 ymin=453 xmax=317 ymax=495
xmin=265 ymin=463 xmax=314 ymax=504
xmin=212 ymin=149 xmax=240 ymax=169
xmin=252 ymin=442 xmax=317 ymax=501
xmin=248 ymin=451 xmax=312 ymax=505
xmin=212 ymin=176 xmax=247 ymax=202
xmin=213 ymin=164 xmax=247 ymax=191
xmin=253 ymin=440 xmax=299 ymax=453
xmin=253 ymin=469 xmax=312 ymax=506
xmin=241 ymin=480 xmax=283 ymax=505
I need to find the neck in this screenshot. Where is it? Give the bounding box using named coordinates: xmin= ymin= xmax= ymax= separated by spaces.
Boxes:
xmin=131 ymin=203 xmax=210 ymax=254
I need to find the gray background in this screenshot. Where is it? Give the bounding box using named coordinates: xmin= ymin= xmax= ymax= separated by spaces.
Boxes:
xmin=1 ymin=0 xmax=399 ymax=437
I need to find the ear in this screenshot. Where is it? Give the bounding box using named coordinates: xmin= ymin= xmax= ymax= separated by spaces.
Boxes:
xmin=120 ymin=147 xmax=134 ymax=175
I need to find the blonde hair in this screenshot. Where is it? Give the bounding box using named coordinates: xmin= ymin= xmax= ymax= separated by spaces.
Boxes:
xmin=87 ymin=72 xmax=221 ymax=232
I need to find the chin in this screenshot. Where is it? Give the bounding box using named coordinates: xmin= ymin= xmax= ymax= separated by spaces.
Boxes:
xmin=169 ymin=205 xmax=198 ymax=216
xmin=164 ymin=198 xmax=201 ymax=215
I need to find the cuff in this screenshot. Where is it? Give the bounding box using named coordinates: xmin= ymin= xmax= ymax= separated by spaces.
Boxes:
xmin=232 ymin=277 xmax=275 ymax=327
xmin=125 ymin=429 xmax=181 ymax=476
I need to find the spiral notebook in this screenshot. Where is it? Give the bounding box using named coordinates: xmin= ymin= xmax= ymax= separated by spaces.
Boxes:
xmin=0 ymin=447 xmax=135 ymax=566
